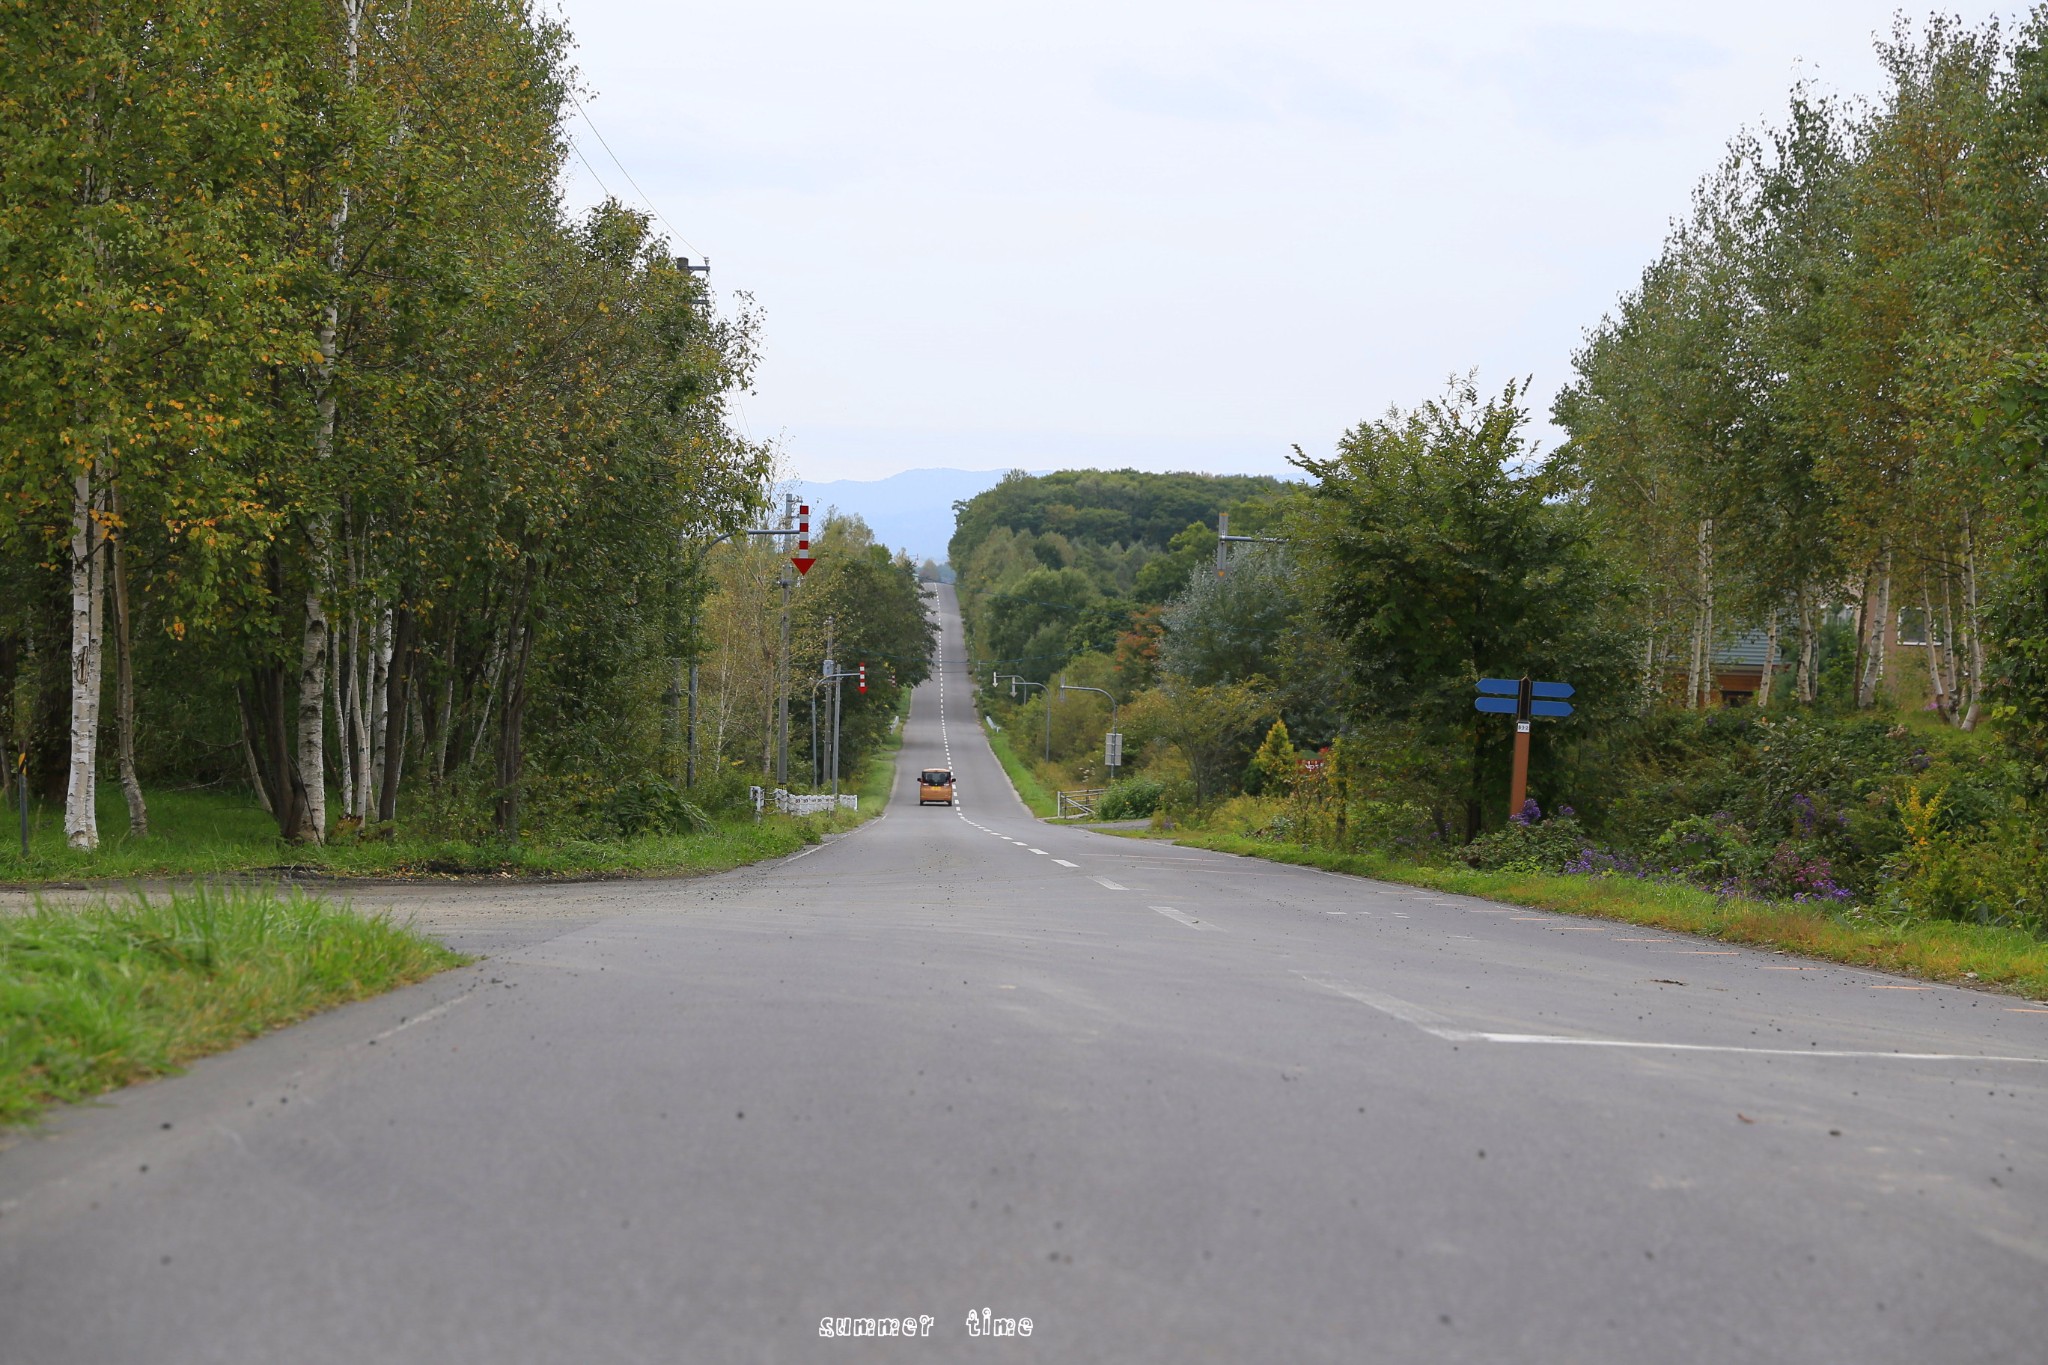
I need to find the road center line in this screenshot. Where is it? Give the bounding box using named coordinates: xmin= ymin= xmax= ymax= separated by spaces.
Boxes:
xmin=1090 ymin=877 xmax=1128 ymax=891
xmin=1053 ymin=859 xmax=1078 ymax=867
xmin=1150 ymin=905 xmax=1220 ymax=931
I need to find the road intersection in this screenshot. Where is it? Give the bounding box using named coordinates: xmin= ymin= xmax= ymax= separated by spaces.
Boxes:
xmin=1 ymin=587 xmax=2043 ymax=1362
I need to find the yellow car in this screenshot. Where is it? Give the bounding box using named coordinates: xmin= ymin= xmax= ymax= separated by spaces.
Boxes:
xmin=918 ymin=769 xmax=955 ymax=805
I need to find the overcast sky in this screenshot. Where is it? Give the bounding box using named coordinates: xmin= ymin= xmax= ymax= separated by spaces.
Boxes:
xmin=554 ymin=1 xmax=2008 ymax=484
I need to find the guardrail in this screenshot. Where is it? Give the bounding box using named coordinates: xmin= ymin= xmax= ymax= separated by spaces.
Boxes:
xmin=1055 ymin=788 xmax=1105 ymax=819
xmin=752 ymin=787 xmax=859 ymax=816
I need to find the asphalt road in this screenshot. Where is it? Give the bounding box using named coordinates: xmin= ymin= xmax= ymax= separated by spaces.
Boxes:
xmin=3 ymin=586 xmax=2045 ymax=1363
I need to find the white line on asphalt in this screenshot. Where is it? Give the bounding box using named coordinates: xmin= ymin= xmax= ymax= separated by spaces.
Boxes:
xmin=1090 ymin=877 xmax=1128 ymax=891
xmin=1054 ymin=859 xmax=1078 ymax=867
xmin=1151 ymin=905 xmax=1220 ymax=931
xmin=1029 ymin=848 xmax=1049 ymax=855
xmin=372 ymin=990 xmax=475 ymax=1043
xmin=1295 ymin=973 xmax=2048 ymax=1064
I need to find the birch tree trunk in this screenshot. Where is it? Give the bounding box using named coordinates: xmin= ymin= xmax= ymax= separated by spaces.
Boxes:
xmin=494 ymin=564 xmax=538 ymax=839
xmin=1759 ymin=608 xmax=1779 ymax=708
xmin=296 ymin=575 xmax=329 ymax=842
xmin=236 ymin=686 xmax=274 ymax=815
xmin=363 ymin=605 xmax=391 ymax=817
xmin=1921 ymin=579 xmax=1948 ymax=722
xmin=64 ymin=462 xmax=108 ymax=849
xmin=1793 ymin=589 xmax=1811 ymax=704
xmin=292 ymin=0 xmax=369 ymax=846
xmin=432 ymin=629 xmax=455 ymax=784
xmin=1684 ymin=517 xmax=1713 ymax=709
xmin=469 ymin=630 xmax=505 ymax=769
xmin=332 ymin=613 xmax=351 ymax=819
xmin=1856 ymin=552 xmax=1891 ymax=709
xmin=376 ymin=607 xmax=414 ymax=824
xmin=336 ymin=601 xmax=357 ymax=818
xmin=1960 ymin=522 xmax=1984 ymax=731
xmin=1939 ymin=570 xmax=1961 ymax=718
xmin=111 ymin=520 xmax=145 ymax=837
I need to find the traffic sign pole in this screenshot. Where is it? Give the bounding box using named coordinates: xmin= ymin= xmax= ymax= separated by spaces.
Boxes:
xmin=1476 ymin=673 xmax=1574 ymax=823
xmin=1509 ymin=675 xmax=1532 ymax=819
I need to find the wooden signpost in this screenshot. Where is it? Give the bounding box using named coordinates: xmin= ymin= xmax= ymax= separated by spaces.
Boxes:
xmin=1474 ymin=676 xmax=1574 ymax=820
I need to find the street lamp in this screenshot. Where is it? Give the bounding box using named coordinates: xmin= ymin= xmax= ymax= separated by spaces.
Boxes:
xmin=993 ymin=673 xmax=1051 ymax=762
xmin=1057 ymin=677 xmax=1120 ymax=783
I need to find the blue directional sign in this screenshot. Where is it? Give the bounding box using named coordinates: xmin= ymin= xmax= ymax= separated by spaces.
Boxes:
xmin=1474 ymin=676 xmax=1575 ymax=720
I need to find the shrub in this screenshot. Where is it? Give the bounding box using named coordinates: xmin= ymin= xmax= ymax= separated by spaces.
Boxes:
xmin=1464 ymin=802 xmax=1593 ymax=873
xmin=1886 ymin=785 xmax=2048 ymax=930
xmin=1098 ymin=776 xmax=1165 ymax=820
xmin=602 ymin=778 xmax=714 ymax=839
xmin=687 ymin=768 xmax=757 ymax=816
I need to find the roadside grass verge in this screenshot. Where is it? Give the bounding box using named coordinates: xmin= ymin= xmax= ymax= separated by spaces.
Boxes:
xmin=0 ymin=885 xmax=465 ymax=1126
xmin=1171 ymin=831 xmax=2048 ymax=1001
xmin=983 ymin=723 xmax=1058 ymax=819
xmin=0 ymin=725 xmax=904 ymax=884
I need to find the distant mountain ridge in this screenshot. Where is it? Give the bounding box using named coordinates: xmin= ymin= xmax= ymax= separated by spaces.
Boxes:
xmin=779 ymin=468 xmax=1034 ymax=564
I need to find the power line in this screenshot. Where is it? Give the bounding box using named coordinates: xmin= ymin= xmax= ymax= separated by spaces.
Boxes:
xmin=564 ymin=85 xmax=706 ymax=263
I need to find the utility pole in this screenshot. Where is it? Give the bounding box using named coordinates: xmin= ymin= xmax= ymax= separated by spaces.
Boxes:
xmin=778 ymin=495 xmax=797 ymax=786
xmin=818 ymin=659 xmax=862 ymax=798
xmin=823 ymin=613 xmax=835 ymax=792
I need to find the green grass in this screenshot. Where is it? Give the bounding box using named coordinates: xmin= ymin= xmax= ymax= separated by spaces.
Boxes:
xmin=1166 ymin=831 xmax=2048 ymax=1000
xmin=0 ymin=885 xmax=466 ymax=1125
xmin=983 ymin=720 xmax=1058 ymax=818
xmin=0 ymin=724 xmax=903 ymax=884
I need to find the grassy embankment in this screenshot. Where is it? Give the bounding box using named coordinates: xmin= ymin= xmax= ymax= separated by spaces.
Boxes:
xmin=1160 ymin=831 xmax=2048 ymax=1000
xmin=982 ymin=720 xmax=1059 ymax=818
xmin=0 ymin=885 xmax=465 ymax=1125
xmin=0 ymin=714 xmax=906 ymax=884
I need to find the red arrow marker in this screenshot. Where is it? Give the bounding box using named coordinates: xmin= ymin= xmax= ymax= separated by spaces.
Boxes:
xmin=792 ymin=504 xmax=814 ymax=574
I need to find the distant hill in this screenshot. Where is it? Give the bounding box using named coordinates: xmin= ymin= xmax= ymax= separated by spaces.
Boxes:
xmin=948 ymin=468 xmax=1290 ymax=568
xmin=781 ymin=468 xmax=1032 ymax=565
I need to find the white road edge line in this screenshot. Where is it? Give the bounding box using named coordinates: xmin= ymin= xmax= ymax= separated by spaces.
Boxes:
xmin=1294 ymin=973 xmax=2048 ymax=1064
xmin=371 ymin=990 xmax=475 ymax=1043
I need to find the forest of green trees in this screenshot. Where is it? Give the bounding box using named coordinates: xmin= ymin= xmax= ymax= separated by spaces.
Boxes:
xmin=0 ymin=0 xmax=927 ymax=863
xmin=963 ymin=15 xmax=2048 ymax=930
